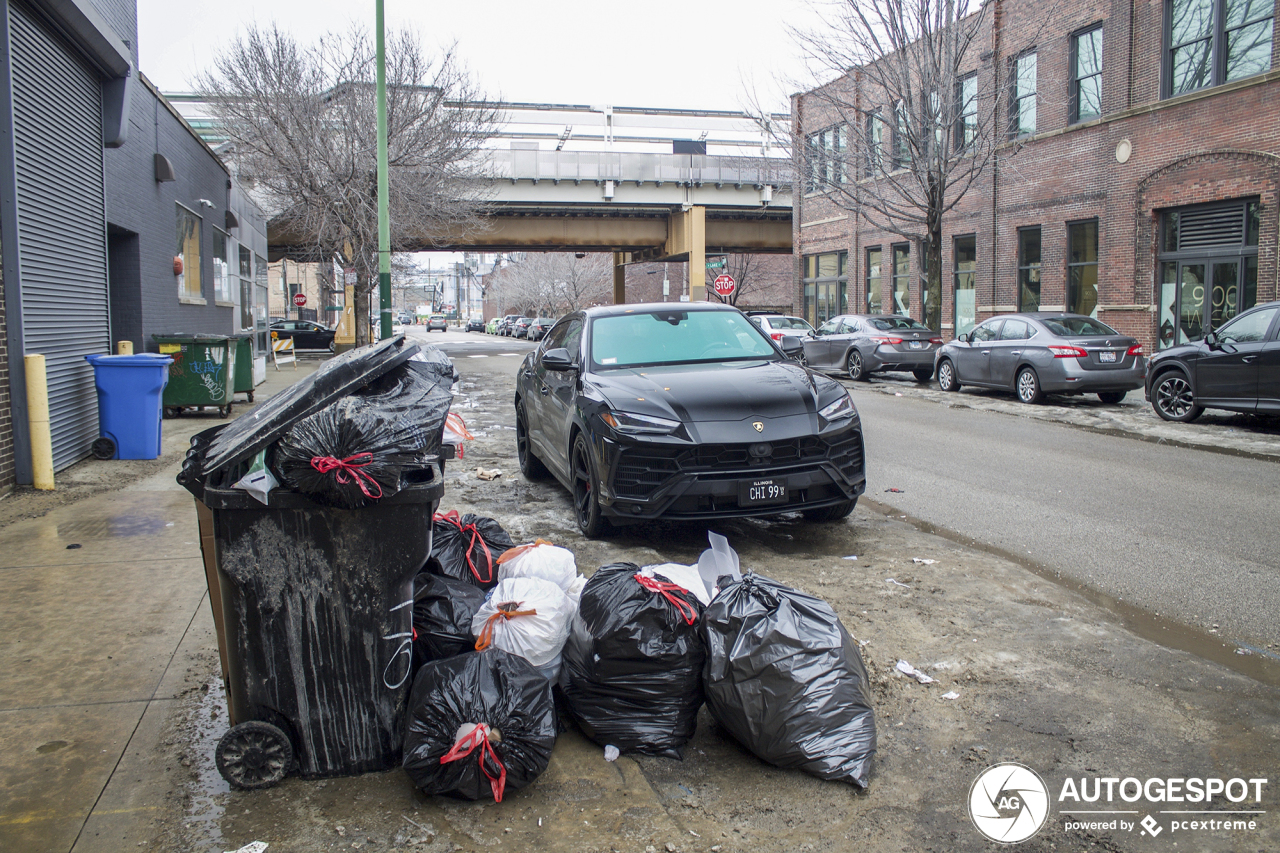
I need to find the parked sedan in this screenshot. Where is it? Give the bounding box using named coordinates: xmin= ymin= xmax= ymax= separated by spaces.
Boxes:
xmin=1145 ymin=300 xmax=1280 ymax=422
xmin=512 ymin=317 xmax=535 ymax=338
xmin=270 ymin=320 xmax=335 ymax=352
xmin=465 ymin=317 xmax=486 ymax=332
xmin=497 ymin=315 xmax=523 ymax=336
xmin=747 ymin=313 xmax=816 ymax=342
xmin=934 ymin=313 xmax=1146 ymax=403
xmin=803 ymin=314 xmax=942 ymax=381
xmin=514 ymin=303 xmax=866 ymax=537
xmin=486 ymin=318 xmax=500 ymax=334
xmin=526 ymin=317 xmax=555 ymax=341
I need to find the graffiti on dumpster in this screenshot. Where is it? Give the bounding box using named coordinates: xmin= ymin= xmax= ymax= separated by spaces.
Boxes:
xmin=383 ymin=597 xmax=414 ymax=690
xmin=191 ymin=351 xmax=225 ymax=398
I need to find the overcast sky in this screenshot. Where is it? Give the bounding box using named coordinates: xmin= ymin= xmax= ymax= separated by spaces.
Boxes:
xmin=136 ymin=0 xmax=829 ymax=112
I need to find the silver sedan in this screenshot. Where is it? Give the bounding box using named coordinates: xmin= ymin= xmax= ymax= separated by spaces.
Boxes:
xmin=934 ymin=313 xmax=1147 ymax=404
xmin=801 ymin=314 xmax=942 ymax=381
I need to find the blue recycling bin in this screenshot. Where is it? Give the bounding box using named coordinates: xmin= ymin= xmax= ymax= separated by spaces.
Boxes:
xmin=85 ymin=353 xmax=173 ymax=460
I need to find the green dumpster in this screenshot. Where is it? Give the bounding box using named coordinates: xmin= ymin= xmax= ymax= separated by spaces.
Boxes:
xmin=153 ymin=334 xmax=237 ymax=419
xmin=232 ymin=335 xmax=255 ymax=403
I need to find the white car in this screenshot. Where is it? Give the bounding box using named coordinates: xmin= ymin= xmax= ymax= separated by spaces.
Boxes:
xmin=747 ymin=313 xmax=816 ymax=342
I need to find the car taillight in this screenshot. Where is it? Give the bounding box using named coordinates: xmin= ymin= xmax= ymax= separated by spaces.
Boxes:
xmin=929 ymin=337 xmax=943 ymax=344
xmin=870 ymin=336 xmax=903 ymax=345
xmin=1049 ymin=345 xmax=1089 ymax=359
xmin=771 ymin=332 xmax=784 ymax=341
xmin=1127 ymin=344 xmax=1144 ymax=356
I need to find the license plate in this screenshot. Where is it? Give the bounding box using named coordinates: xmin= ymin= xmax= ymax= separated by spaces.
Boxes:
xmin=1099 ymin=351 xmax=1117 ymax=363
xmin=739 ymin=478 xmax=788 ymax=506
xmin=909 ymin=341 xmax=924 ymax=349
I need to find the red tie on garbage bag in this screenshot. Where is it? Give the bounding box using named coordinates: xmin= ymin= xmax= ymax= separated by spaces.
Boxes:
xmin=473 ymin=602 xmax=538 ymax=652
xmin=310 ymin=453 xmax=383 ymax=499
xmin=440 ymin=722 xmax=507 ymax=802
xmin=433 ymin=510 xmax=498 ymax=584
xmin=633 ymin=573 xmax=699 ymax=626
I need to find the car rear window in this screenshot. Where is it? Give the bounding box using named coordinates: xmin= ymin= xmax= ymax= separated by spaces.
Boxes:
xmin=590 ymin=310 xmax=777 ymax=368
xmin=1040 ymin=316 xmax=1119 ymax=336
xmin=771 ymin=316 xmax=813 ymax=330
xmin=870 ymin=316 xmax=931 ymax=331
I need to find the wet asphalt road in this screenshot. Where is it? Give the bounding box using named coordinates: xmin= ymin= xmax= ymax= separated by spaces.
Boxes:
xmin=418 ymin=325 xmax=1280 ymax=652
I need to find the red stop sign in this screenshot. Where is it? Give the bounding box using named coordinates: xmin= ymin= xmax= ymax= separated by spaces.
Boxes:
xmin=293 ymin=293 xmax=307 ymax=307
xmin=713 ymin=274 xmax=736 ymax=297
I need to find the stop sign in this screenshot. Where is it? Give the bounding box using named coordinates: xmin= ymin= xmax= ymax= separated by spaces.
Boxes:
xmin=713 ymin=274 xmax=736 ymax=297
xmin=293 ymin=293 xmax=307 ymax=307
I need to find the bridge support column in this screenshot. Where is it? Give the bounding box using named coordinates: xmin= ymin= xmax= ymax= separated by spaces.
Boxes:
xmin=613 ymin=252 xmax=626 ymax=305
xmin=667 ymin=206 xmax=706 ymax=301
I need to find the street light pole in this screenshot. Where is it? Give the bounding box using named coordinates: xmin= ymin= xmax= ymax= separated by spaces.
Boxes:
xmin=375 ymin=0 xmax=392 ymax=341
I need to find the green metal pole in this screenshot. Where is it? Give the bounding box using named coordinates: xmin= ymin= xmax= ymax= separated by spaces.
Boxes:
xmin=375 ymin=0 xmax=392 ymax=340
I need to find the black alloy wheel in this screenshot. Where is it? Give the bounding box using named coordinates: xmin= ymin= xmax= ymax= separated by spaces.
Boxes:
xmin=571 ymin=434 xmax=610 ymax=538
xmin=1016 ymin=367 xmax=1044 ymax=404
xmin=846 ymin=349 xmax=866 ymax=381
xmin=1152 ymin=371 xmax=1204 ymax=422
xmin=215 ymin=721 xmax=293 ymax=790
xmin=802 ymin=498 xmax=857 ymax=522
xmin=1097 ymin=391 xmax=1126 ymax=405
xmin=912 ymin=368 xmax=933 ymax=382
xmin=515 ymin=400 xmax=549 ymax=479
xmin=937 ymin=359 xmax=959 ymax=392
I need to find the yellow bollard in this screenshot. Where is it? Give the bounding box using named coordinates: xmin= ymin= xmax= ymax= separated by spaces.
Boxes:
xmin=24 ymin=354 xmax=54 ymax=490
xmin=116 ymin=340 xmax=133 ymax=355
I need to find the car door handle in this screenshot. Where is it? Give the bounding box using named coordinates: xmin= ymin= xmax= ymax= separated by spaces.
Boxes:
xmin=1242 ymin=355 xmax=1257 ymax=363
xmin=1009 ymin=350 xmax=1021 ymax=356
xmin=539 ymin=383 xmax=550 ymax=396
xmin=981 ymin=350 xmax=990 ymax=356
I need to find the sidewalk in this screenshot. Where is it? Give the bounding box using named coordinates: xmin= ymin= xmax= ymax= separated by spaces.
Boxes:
xmin=0 ymin=357 xmax=324 ymax=853
xmin=849 ymin=371 xmax=1280 ymax=459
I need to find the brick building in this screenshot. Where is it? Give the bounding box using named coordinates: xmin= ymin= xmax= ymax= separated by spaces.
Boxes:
xmin=792 ymin=0 xmax=1278 ymax=351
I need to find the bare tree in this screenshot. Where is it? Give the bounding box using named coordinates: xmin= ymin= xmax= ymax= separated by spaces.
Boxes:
xmin=788 ymin=0 xmax=1015 ymax=330
xmin=496 ymin=253 xmax=612 ymax=316
xmin=706 ymin=254 xmax=781 ymax=308
xmin=199 ymin=24 xmax=499 ymax=344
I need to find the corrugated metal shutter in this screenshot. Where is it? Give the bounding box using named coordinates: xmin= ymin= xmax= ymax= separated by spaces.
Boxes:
xmin=9 ymin=3 xmax=110 ymax=470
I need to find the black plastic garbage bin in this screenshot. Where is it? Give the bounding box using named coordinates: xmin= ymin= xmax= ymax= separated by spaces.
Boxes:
xmin=203 ymin=475 xmax=442 ymax=787
xmin=177 ymin=336 xmax=453 ymax=789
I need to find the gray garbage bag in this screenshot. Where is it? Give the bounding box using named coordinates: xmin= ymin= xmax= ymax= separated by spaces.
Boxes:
xmin=701 ymin=572 xmax=876 ymax=788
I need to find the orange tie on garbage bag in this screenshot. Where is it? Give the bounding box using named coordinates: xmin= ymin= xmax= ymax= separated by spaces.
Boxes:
xmin=440 ymin=723 xmax=507 ymax=802
xmin=433 ymin=510 xmax=497 ymax=584
xmin=495 ymin=538 xmax=554 ymax=565
xmin=310 ymin=453 xmax=383 ymax=499
xmin=474 ymin=602 xmax=538 ymax=651
xmin=634 ymin=573 xmax=699 ymax=626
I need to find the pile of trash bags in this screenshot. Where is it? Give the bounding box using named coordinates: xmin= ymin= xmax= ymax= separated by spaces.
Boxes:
xmin=403 ymin=526 xmax=878 ymax=801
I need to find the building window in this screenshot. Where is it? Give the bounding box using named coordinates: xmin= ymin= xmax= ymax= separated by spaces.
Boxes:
xmin=1167 ymin=0 xmax=1274 ymax=96
xmin=1018 ymin=227 xmax=1042 ymax=311
xmin=176 ymin=204 xmax=202 ymax=300
xmin=802 ymin=252 xmax=848 ymax=326
xmin=891 ymin=244 xmax=910 ymax=314
xmin=1010 ymin=51 xmax=1038 ymax=137
xmin=1067 ymin=220 xmax=1099 ymax=318
xmin=866 ymin=247 xmax=883 ymax=313
xmin=866 ymin=111 xmax=886 ymax=177
xmin=1071 ymin=26 xmax=1104 ymax=122
xmin=238 ymin=245 xmax=253 ymax=330
xmin=1158 ymin=199 xmax=1259 ymax=347
xmin=956 ymin=74 xmax=978 ymax=150
xmin=212 ymin=228 xmax=231 ymax=303
xmin=805 ymin=125 xmax=847 ymax=192
xmin=954 ymin=235 xmax=977 ymax=337
xmin=893 ymin=101 xmax=911 ymax=169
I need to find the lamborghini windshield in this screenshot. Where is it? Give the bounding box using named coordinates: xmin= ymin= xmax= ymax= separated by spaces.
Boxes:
xmin=589 ymin=310 xmax=779 ymax=369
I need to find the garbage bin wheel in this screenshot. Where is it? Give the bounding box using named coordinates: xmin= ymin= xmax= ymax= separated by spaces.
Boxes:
xmin=247 ymin=391 xmax=255 ymax=403
xmin=163 ymin=406 xmax=182 ymax=419
xmin=219 ymin=404 xmax=232 ymax=419
xmin=215 ymin=721 xmax=293 ymax=790
xmin=91 ymin=437 xmax=116 ymax=460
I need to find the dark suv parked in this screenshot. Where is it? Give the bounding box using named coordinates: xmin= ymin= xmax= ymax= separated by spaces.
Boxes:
xmin=1145 ymin=301 xmax=1280 ymax=422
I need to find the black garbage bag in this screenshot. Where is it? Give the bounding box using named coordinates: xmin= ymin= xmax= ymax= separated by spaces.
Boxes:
xmin=403 ymin=648 xmax=556 ymax=802
xmin=561 ymin=563 xmax=705 ymax=759
xmin=701 ymin=572 xmax=876 ymax=788
xmin=426 ymin=511 xmax=515 ymax=589
xmin=271 ymin=355 xmax=453 ymax=508
xmin=412 ymin=572 xmax=486 ymax=666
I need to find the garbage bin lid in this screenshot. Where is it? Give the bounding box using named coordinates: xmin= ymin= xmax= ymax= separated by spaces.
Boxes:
xmin=196 ymin=334 xmax=419 ymax=478
xmin=86 ymin=353 xmax=174 ymax=366
xmin=152 ymin=333 xmax=234 ymax=343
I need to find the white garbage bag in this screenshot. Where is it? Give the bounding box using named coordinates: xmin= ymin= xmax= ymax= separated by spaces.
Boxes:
xmin=498 ymin=540 xmax=579 ymax=593
xmin=472 ymin=577 xmax=574 ymax=669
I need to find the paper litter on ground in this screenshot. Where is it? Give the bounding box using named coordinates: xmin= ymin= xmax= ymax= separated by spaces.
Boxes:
xmin=912 ymin=558 xmax=938 ymax=565
xmin=895 ymin=659 xmax=937 ymax=684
